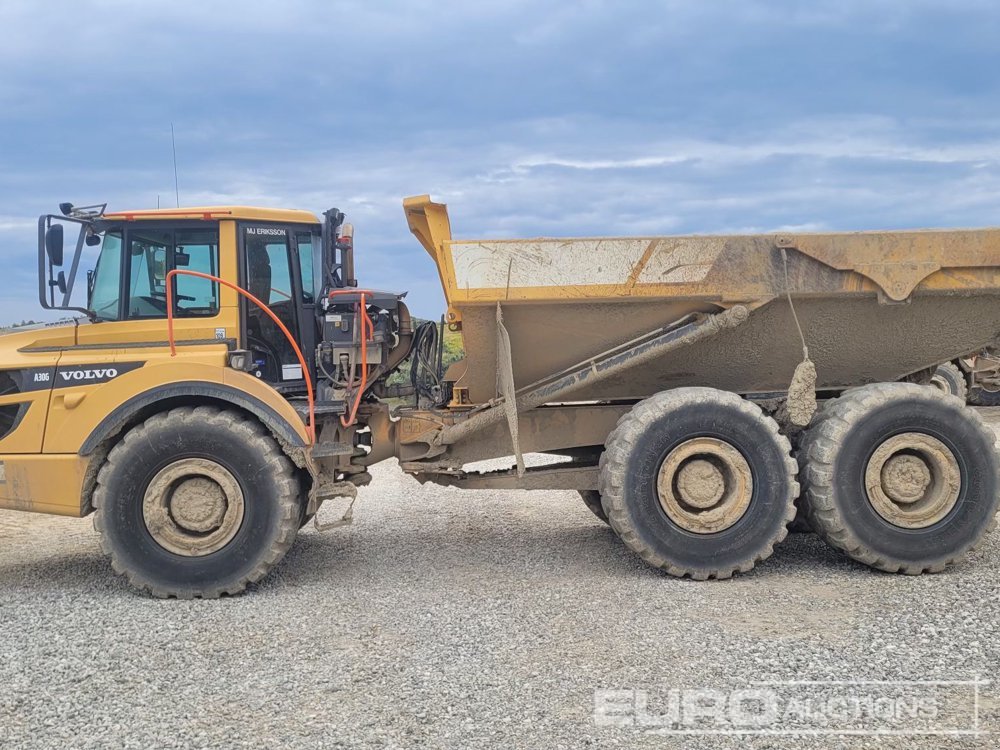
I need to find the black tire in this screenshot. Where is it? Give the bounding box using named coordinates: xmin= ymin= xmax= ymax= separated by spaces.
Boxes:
xmin=578 ymin=490 xmax=609 ymax=524
xmin=800 ymin=383 xmax=999 ymax=574
xmin=93 ymin=406 xmax=300 ymax=598
xmin=598 ymin=387 xmax=798 ymax=579
xmin=787 ymin=496 xmax=814 ymax=533
xmin=929 ymin=362 xmax=968 ymax=401
xmin=968 ymin=387 xmax=1000 ymax=406
xmin=787 ymin=429 xmax=813 ymax=533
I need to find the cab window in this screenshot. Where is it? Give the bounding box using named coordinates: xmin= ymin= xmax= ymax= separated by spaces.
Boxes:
xmin=175 ymin=231 xmax=220 ymax=315
xmin=89 ymin=230 xmax=123 ymax=320
xmin=295 ymin=232 xmax=315 ymax=303
xmin=126 ymin=228 xmax=219 ymax=319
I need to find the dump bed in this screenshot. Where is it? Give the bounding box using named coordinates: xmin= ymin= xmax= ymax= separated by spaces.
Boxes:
xmin=405 ymin=196 xmax=1000 ymax=404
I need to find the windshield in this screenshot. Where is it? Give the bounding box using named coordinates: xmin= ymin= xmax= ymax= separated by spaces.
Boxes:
xmin=89 ymin=230 xmax=123 ymax=321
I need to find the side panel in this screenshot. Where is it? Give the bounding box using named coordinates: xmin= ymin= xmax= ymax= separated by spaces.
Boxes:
xmin=0 ymin=360 xmax=309 ymax=517
xmin=0 ymin=370 xmax=55 ymax=454
xmin=43 ymin=356 xmax=310 ymax=454
xmin=0 ymin=325 xmax=71 ymax=454
xmin=43 ymin=352 xmax=227 ymax=452
xmin=0 ymin=454 xmax=88 ymax=516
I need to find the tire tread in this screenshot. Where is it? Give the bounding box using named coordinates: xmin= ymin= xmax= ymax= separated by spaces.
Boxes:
xmin=598 ymin=387 xmax=798 ymax=579
xmin=799 ymin=383 xmax=998 ymax=574
xmin=93 ymin=406 xmax=300 ymax=598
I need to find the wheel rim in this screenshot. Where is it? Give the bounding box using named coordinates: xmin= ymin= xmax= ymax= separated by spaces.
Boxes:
xmin=656 ymin=437 xmax=753 ymax=534
xmin=929 ymin=373 xmax=952 ymax=394
xmin=864 ymin=433 xmax=961 ymax=529
xmin=142 ymin=458 xmax=245 ymax=556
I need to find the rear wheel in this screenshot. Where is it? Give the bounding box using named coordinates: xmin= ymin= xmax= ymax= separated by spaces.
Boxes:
xmin=787 ymin=496 xmax=814 ymax=533
xmin=578 ymin=490 xmax=609 ymax=524
xmin=929 ymin=362 xmax=968 ymax=401
xmin=93 ymin=406 xmax=300 ymax=598
xmin=968 ymin=387 xmax=1000 ymax=406
xmin=599 ymin=387 xmax=797 ymax=579
xmin=800 ymin=383 xmax=999 ymax=573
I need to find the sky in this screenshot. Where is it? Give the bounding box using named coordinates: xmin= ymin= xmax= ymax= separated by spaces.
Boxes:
xmin=2 ymin=0 xmax=1000 ymax=325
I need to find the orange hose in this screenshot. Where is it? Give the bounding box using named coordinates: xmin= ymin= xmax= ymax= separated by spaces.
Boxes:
xmin=339 ymin=292 xmax=371 ymax=427
xmin=165 ymin=269 xmax=316 ymax=444
xmin=327 ymin=289 xmax=375 ymax=427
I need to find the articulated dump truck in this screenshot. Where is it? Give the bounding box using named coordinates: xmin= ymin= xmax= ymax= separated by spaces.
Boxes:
xmin=2 ymin=197 xmax=999 ymax=596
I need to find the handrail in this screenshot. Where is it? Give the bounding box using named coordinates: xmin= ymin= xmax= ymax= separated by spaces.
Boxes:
xmin=165 ymin=269 xmax=316 ymax=443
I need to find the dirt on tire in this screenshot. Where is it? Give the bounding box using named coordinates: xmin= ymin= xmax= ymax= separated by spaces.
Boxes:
xmin=799 ymin=383 xmax=999 ymax=574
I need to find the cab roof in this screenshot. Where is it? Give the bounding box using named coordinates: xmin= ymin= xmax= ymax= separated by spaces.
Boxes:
xmin=102 ymin=205 xmax=320 ymax=224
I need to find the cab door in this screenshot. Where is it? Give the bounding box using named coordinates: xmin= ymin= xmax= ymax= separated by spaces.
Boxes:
xmin=240 ymin=225 xmax=314 ymax=389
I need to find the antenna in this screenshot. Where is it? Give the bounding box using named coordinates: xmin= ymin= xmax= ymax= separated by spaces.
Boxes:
xmin=170 ymin=123 xmax=180 ymax=208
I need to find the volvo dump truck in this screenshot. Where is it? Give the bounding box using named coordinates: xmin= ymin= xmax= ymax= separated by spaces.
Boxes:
xmin=1 ymin=197 xmax=998 ymax=597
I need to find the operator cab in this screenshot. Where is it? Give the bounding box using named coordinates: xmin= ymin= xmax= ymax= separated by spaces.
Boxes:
xmin=37 ymin=204 xmax=327 ymax=391
xmin=37 ymin=202 xmax=412 ymax=413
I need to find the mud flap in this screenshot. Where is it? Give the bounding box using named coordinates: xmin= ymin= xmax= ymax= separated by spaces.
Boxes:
xmin=311 ymin=483 xmax=358 ymax=531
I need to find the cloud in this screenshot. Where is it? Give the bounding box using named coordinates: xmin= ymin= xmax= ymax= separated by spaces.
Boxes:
xmin=1 ymin=1 xmax=1000 ymax=324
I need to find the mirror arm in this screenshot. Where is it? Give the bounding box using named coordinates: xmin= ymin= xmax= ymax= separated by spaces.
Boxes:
xmin=37 ymin=215 xmax=50 ymax=310
xmin=61 ymin=220 xmax=88 ymax=307
xmin=36 ymin=213 xmax=98 ymax=320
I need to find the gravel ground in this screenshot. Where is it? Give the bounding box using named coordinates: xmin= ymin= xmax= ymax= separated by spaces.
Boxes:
xmin=1 ymin=415 xmax=999 ymax=749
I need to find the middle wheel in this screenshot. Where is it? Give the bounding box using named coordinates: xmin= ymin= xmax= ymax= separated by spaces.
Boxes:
xmin=599 ymin=387 xmax=798 ymax=579
xmin=929 ymin=361 xmax=968 ymax=401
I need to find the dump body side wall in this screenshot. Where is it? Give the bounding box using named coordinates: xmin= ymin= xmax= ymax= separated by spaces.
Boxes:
xmin=454 ymin=292 xmax=1000 ymax=404
xmin=426 ymin=220 xmax=1000 ymax=404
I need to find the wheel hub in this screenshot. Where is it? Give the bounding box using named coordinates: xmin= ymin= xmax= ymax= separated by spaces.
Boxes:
xmin=880 ymin=454 xmax=931 ymax=504
xmin=170 ymin=477 xmax=228 ymax=532
xmin=656 ymin=437 xmax=753 ymax=534
xmin=143 ymin=458 xmax=245 ymax=556
xmin=865 ymin=433 xmax=961 ymax=529
xmin=675 ymin=459 xmax=726 ymax=508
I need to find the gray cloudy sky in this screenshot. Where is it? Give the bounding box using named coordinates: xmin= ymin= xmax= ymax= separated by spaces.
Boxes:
xmin=2 ymin=0 xmax=999 ymax=323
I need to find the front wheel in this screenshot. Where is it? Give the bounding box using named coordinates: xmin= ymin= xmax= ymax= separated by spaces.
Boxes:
xmin=599 ymin=387 xmax=798 ymax=579
xmin=93 ymin=406 xmax=300 ymax=598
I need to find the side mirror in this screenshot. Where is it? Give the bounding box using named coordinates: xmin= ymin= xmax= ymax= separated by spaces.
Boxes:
xmin=85 ymin=231 xmax=101 ymax=247
xmin=49 ymin=270 xmax=67 ymax=295
xmin=175 ymin=250 xmax=191 ymax=267
xmin=45 ymin=224 xmax=64 ymax=266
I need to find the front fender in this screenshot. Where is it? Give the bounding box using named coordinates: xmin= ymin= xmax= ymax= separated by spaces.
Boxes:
xmin=79 ymin=374 xmax=309 ymax=455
